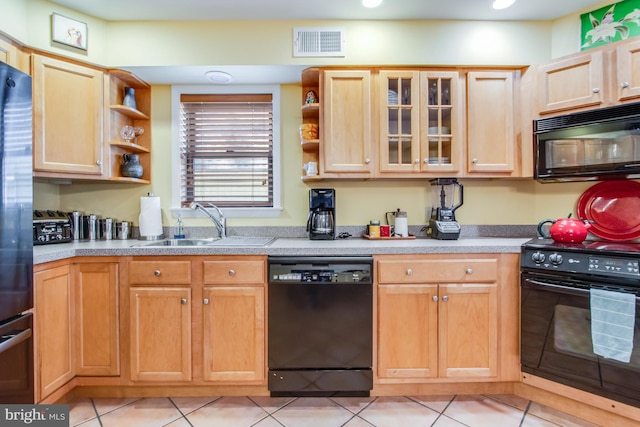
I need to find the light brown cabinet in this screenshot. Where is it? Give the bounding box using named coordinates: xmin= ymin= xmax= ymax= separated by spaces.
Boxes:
xmin=126 ymin=257 xmax=266 ymax=384
xmin=34 ymin=263 xmax=74 ymax=401
xmin=127 ymin=260 xmax=192 ymax=382
xmin=537 ymin=37 xmax=640 ymax=115
xmin=375 ymin=254 xmax=519 ymax=383
xmin=73 ymin=261 xmax=120 ymax=376
xmin=466 ymin=70 xmax=518 ymax=175
xmin=322 ymin=70 xmax=373 ymax=176
xmin=32 ymin=54 xmax=106 ymax=178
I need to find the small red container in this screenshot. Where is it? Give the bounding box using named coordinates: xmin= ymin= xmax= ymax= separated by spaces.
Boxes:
xmin=380 ymin=225 xmax=391 ymax=237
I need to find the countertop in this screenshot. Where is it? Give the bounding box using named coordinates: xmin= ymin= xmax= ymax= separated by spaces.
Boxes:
xmin=34 ymin=237 xmax=530 ymax=264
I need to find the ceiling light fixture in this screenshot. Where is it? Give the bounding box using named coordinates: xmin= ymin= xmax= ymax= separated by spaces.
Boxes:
xmin=492 ymin=0 xmax=515 ymax=10
xmin=362 ymin=0 xmax=383 ymax=8
xmin=205 ymin=70 xmax=233 ymax=84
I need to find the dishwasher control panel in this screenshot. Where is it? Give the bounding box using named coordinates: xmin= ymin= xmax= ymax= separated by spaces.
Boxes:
xmin=268 ymin=256 xmax=373 ymax=284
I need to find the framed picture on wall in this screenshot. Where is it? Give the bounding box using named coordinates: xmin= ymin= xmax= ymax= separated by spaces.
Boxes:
xmin=51 ymin=12 xmax=88 ymax=50
xmin=581 ymin=0 xmax=640 ymax=50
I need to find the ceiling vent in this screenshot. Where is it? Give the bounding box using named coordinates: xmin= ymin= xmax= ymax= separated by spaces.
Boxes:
xmin=293 ymin=27 xmax=346 ymax=57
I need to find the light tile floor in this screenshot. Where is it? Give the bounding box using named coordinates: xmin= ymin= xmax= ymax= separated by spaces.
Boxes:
xmin=68 ymin=394 xmax=603 ymax=427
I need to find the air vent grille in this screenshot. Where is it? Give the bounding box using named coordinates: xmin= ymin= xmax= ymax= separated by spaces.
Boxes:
xmin=293 ymin=27 xmax=345 ymax=57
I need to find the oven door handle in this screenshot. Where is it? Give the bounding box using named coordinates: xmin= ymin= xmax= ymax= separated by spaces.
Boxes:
xmin=0 ymin=328 xmax=32 ymax=355
xmin=522 ymin=277 xmax=591 ymax=296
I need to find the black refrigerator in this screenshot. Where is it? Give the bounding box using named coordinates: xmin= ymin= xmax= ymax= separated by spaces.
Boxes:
xmin=0 ymin=62 xmax=34 ymax=403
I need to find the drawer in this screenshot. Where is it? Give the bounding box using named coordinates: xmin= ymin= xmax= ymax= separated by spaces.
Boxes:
xmin=203 ymin=259 xmax=265 ymax=285
xmin=377 ymin=258 xmax=498 ymax=284
xmin=128 ymin=260 xmax=192 ymax=285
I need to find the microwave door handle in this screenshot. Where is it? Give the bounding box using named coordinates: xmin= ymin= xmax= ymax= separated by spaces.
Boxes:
xmin=0 ymin=328 xmax=32 ymax=355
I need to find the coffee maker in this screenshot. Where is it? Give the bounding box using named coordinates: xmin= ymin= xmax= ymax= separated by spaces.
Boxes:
xmin=307 ymin=188 xmax=336 ymax=240
xmin=428 ymin=178 xmax=463 ymax=240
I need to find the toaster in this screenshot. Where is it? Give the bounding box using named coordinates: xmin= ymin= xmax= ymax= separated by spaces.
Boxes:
xmin=33 ymin=210 xmax=72 ymax=245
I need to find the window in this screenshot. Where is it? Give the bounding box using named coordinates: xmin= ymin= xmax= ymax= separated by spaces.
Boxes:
xmin=171 ymin=85 xmax=281 ymax=217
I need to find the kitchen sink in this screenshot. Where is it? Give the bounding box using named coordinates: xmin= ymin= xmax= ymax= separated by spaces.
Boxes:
xmin=132 ymin=236 xmax=275 ymax=247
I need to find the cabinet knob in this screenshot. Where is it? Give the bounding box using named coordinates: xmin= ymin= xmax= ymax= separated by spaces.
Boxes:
xmin=621 ymin=81 xmax=630 ymax=88
xmin=406 ymin=268 xmax=413 ymax=276
xmin=415 ymin=159 xmax=420 ymax=164
xmin=203 ymin=298 xmax=209 ymax=305
xmin=466 ymin=268 xmax=473 ymax=275
xmin=432 ymin=295 xmax=438 ymax=302
xmin=96 ymin=160 xmax=102 ymax=166
xmin=228 ymin=269 xmax=236 ymax=276
xmin=181 ymin=298 xmax=187 ymax=305
xmin=365 ymin=158 xmax=371 ymax=164
xmin=592 ymin=87 xmax=601 ymax=93
xmin=154 ymin=270 xmax=161 ymax=276
xmin=442 ymin=295 xmax=449 ymax=302
xmin=472 ymin=158 xmax=478 ymax=164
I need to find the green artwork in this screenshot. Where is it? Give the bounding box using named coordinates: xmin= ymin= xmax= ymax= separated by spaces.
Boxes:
xmin=581 ymin=0 xmax=640 ymax=50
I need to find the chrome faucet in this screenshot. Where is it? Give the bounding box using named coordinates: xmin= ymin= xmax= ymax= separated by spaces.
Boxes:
xmin=189 ymin=202 xmax=226 ymax=238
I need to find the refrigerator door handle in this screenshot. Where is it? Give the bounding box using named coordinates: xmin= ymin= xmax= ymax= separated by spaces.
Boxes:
xmin=0 ymin=328 xmax=32 ymax=355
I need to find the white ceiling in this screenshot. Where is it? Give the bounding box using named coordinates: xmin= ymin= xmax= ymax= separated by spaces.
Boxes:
xmin=50 ymin=0 xmax=607 ymax=22
xmin=48 ymin=0 xmax=610 ymax=85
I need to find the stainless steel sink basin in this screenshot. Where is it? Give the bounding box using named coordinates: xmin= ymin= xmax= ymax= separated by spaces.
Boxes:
xmin=134 ymin=238 xmax=218 ymax=247
xmin=206 ymin=236 xmax=276 ymax=247
xmin=132 ymin=236 xmax=275 ymax=247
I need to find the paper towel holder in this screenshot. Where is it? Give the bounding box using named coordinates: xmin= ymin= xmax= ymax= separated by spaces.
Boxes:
xmin=138 ymin=192 xmax=165 ymax=240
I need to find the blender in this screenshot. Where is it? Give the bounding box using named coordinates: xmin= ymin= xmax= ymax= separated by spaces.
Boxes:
xmin=428 ymin=178 xmax=463 ymax=240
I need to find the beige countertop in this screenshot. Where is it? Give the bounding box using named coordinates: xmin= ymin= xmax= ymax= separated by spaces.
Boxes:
xmin=34 ymin=236 xmax=530 ymax=264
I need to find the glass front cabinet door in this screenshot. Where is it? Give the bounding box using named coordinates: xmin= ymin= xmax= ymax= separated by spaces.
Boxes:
xmin=420 ymin=71 xmax=460 ymax=174
xmin=379 ymin=70 xmax=461 ymax=175
xmin=379 ymin=71 xmax=420 ymax=173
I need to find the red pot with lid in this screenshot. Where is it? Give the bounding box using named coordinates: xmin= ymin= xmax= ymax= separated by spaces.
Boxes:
xmin=537 ymin=214 xmax=593 ymax=243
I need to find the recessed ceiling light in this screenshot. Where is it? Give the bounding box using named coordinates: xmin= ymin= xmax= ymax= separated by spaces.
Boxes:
xmin=205 ymin=70 xmax=233 ymax=84
xmin=492 ymin=0 xmax=515 ymax=10
xmin=362 ymin=0 xmax=383 ymax=8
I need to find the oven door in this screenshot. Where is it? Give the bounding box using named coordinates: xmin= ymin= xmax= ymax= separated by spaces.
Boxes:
xmin=0 ymin=313 xmax=34 ymax=403
xmin=521 ymin=273 xmax=640 ymax=407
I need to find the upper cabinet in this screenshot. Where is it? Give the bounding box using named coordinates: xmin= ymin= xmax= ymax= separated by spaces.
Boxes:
xmin=32 ymin=54 xmax=106 ymax=179
xmin=536 ymin=37 xmax=640 ymax=115
xmin=322 ymin=70 xmax=373 ymax=177
xmin=466 ymin=71 xmax=517 ymax=175
xmin=302 ymin=66 xmax=523 ymax=180
xmin=30 ymin=51 xmax=152 ymax=183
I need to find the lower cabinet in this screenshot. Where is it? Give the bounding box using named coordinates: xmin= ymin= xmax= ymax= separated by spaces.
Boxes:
xmin=34 ymin=263 xmax=74 ymax=401
xmin=375 ymin=254 xmax=518 ymax=383
xmin=126 ymin=256 xmax=266 ymax=384
xmin=129 ymin=287 xmax=192 ymax=381
xmin=74 ymin=261 xmax=120 ymax=376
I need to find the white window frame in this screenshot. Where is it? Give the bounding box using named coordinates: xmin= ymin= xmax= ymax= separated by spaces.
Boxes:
xmin=170 ymin=84 xmax=282 ymax=219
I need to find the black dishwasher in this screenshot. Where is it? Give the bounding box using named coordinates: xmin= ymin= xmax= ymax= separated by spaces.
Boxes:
xmin=267 ymin=256 xmax=373 ymax=397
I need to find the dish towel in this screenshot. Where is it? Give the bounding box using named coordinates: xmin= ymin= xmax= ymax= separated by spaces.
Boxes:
xmin=590 ymin=288 xmax=636 ymax=363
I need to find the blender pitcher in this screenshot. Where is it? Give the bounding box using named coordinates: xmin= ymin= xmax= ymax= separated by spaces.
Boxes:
xmin=428 ymin=178 xmax=464 ymax=240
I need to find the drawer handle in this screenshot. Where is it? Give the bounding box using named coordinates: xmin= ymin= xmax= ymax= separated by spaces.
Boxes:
xmin=154 ymin=270 xmax=161 ymax=276
xmin=621 ymin=81 xmax=630 ymax=88
xmin=228 ymin=269 xmax=236 ymax=276
xmin=203 ymin=298 xmax=209 ymax=305
xmin=592 ymin=87 xmax=600 ymax=93
xmin=432 ymin=295 xmax=438 ymax=302
xmin=442 ymin=295 xmax=449 ymax=302
xmin=406 ymin=268 xmax=413 ymax=276
xmin=466 ymin=268 xmax=473 ymax=275
xmin=181 ymin=298 xmax=187 ymax=305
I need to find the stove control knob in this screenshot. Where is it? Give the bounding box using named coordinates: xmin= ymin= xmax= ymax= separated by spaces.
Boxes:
xmin=531 ymin=251 xmax=546 ymax=264
xmin=549 ymin=253 xmax=563 ymax=265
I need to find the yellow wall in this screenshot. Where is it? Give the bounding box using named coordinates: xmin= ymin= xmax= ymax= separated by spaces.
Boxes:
xmin=11 ymin=0 xmax=613 ymax=228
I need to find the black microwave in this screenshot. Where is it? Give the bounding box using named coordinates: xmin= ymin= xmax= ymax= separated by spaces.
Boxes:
xmin=534 ymin=102 xmax=640 ymax=182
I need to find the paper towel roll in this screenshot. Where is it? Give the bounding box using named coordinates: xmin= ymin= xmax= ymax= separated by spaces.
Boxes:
xmin=138 ymin=195 xmax=163 ymax=238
